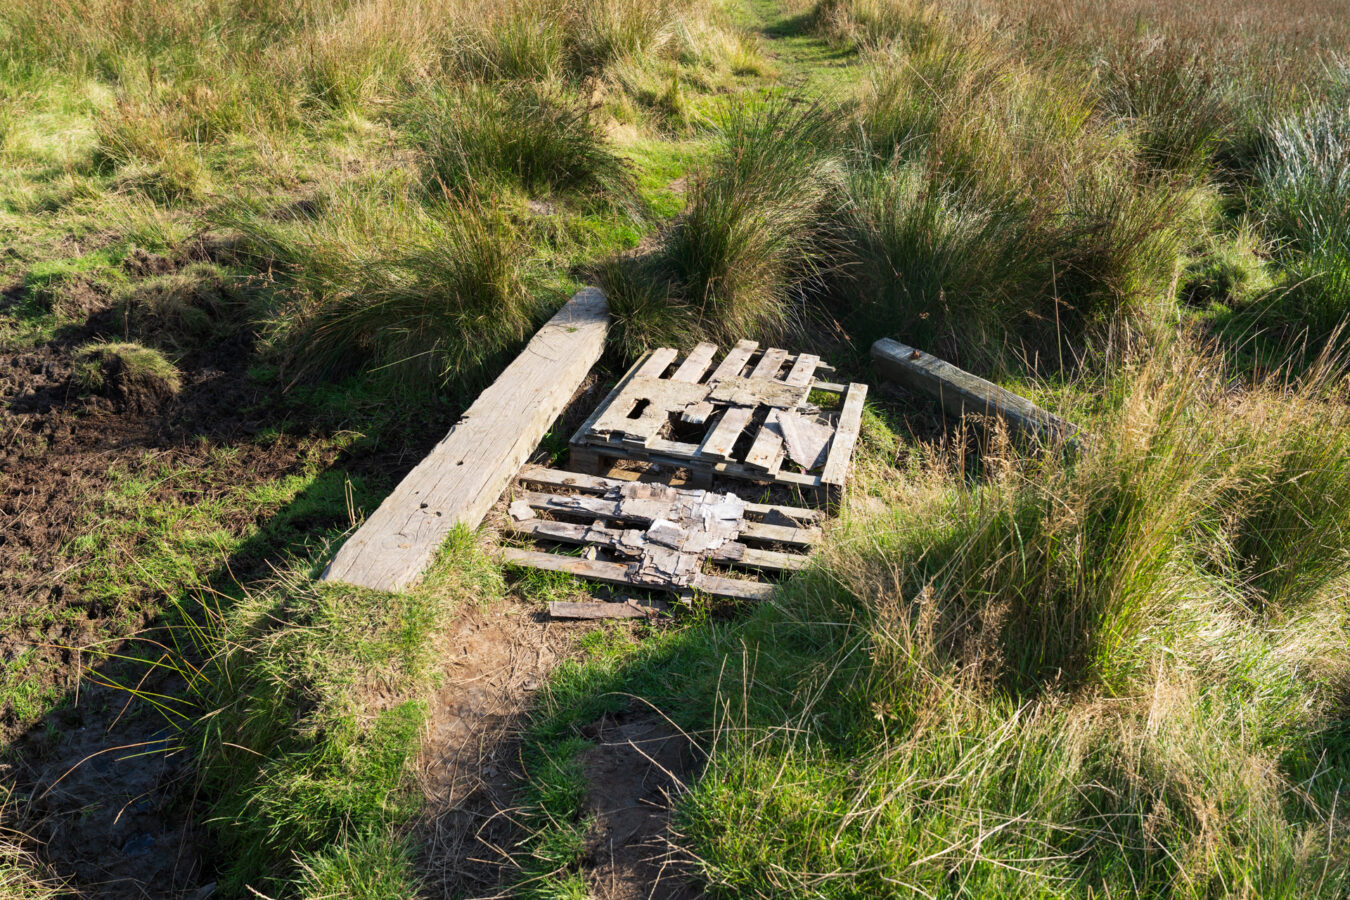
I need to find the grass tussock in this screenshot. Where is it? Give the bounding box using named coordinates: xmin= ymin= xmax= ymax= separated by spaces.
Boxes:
xmin=221 ymin=189 xmax=543 ymax=386
xmin=602 ymin=99 xmax=842 ymax=353
xmin=72 ymin=341 xmax=182 ymax=408
xmin=406 ymin=80 xmax=638 ymax=209
xmin=679 ymin=343 xmax=1350 ymax=897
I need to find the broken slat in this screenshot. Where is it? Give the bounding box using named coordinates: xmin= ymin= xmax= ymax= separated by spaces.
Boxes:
xmin=670 ymin=342 xmax=719 ymax=383
xmin=784 ymin=353 xmax=821 ymax=387
xmin=709 ymin=339 xmax=758 ymax=381
xmin=515 ymin=466 xmax=824 ymax=522
xmin=812 ymin=380 xmax=847 ymax=393
xmin=775 ymin=410 xmax=834 ymax=471
xmin=637 ymin=347 xmax=680 ymax=378
xmin=507 ymin=518 xmax=806 ymax=572
xmin=548 ymin=599 xmax=666 ymax=619
xmin=743 ymin=422 xmax=785 ymax=473
xmin=749 ymin=347 xmax=788 ymax=380
xmin=697 ymin=406 xmax=754 ymax=461
xmin=517 ymin=491 xmax=819 ymax=546
xmin=820 ymin=382 xmax=868 ymax=487
xmin=706 ymin=376 xmax=810 ymax=409
xmin=569 ymin=350 xmax=659 ymax=463
xmin=499 ymin=547 xmax=774 ymax=601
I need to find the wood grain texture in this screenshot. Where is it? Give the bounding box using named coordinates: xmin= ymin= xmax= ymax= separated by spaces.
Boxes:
xmin=321 ymin=288 xmax=609 ymax=592
xmin=820 ymin=382 xmax=867 ymax=487
xmin=499 ymin=547 xmax=774 ymax=600
xmin=871 ymin=338 xmax=1077 ymax=441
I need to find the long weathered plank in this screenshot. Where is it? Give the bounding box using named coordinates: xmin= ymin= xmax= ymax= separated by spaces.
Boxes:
xmin=749 ymin=347 xmax=788 ymax=380
xmin=871 ymin=338 xmax=1077 ymax=441
xmin=321 ymin=288 xmax=609 ymax=591
xmin=499 ymin=547 xmax=774 ymax=600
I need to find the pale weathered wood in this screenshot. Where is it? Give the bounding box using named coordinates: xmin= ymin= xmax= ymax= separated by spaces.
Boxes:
xmin=638 ymin=347 xmax=680 ymax=378
xmin=749 ymin=347 xmax=788 ymax=380
xmin=499 ymin=547 xmax=774 ymax=600
xmin=508 ymin=518 xmax=807 ymax=572
xmin=517 ymin=490 xmax=819 ymax=546
xmin=322 ymin=288 xmax=609 ymax=592
xmin=697 ymin=406 xmax=754 ymax=460
xmin=784 ymin=353 xmax=821 ymax=387
xmin=671 ymin=342 xmax=719 ymax=383
xmin=709 ymin=339 xmax=758 ymax=381
xmin=820 ymin=382 xmax=867 ymax=488
xmin=548 ymin=599 xmax=667 ymax=619
xmin=743 ymin=422 xmax=785 ymax=473
xmin=515 ymin=465 xmax=824 ymax=521
xmin=871 ymin=338 xmax=1077 ymax=441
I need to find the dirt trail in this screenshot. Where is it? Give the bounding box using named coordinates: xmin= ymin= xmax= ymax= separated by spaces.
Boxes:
xmin=414 ymin=596 xmax=698 ymax=900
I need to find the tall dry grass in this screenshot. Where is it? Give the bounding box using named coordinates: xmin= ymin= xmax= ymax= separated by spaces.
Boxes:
xmin=681 ymin=340 xmax=1350 ymax=897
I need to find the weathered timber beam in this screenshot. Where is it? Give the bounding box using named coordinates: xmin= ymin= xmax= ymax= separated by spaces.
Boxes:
xmin=321 ymin=288 xmax=610 ymax=592
xmin=871 ymin=338 xmax=1077 ymax=442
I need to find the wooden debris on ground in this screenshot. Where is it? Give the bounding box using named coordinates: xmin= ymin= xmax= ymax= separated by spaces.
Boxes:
xmin=502 ymin=465 xmax=821 ymax=604
xmin=547 ymin=598 xmax=668 ymax=619
xmin=871 ymin=337 xmax=1078 ymax=443
xmin=321 ymin=287 xmax=609 ymax=592
xmin=569 ymin=340 xmax=867 ymax=502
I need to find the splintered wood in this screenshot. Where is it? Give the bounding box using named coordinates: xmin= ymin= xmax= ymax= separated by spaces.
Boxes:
xmin=569 ymin=340 xmax=867 ymax=502
xmin=499 ymin=465 xmax=822 ymax=601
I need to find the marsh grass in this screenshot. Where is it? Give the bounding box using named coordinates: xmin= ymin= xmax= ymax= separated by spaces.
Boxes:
xmin=602 ymin=99 xmax=844 ymax=353
xmin=677 ymin=341 xmax=1350 ymax=897
xmin=406 ymin=80 xmax=639 ymax=210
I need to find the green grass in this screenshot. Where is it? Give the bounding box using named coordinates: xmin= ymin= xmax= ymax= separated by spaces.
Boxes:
xmin=4 ymin=0 xmax=1350 ymax=896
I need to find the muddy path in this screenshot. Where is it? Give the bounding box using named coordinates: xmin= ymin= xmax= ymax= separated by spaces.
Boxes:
xmin=413 ymin=596 xmax=699 ymax=900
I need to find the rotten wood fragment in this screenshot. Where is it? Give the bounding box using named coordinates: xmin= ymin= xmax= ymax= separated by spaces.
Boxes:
xmin=548 ymin=599 xmax=668 ymax=619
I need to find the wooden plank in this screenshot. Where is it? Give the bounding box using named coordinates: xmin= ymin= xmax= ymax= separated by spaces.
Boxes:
xmin=749 ymin=347 xmax=788 ymax=380
xmin=784 ymin=353 xmax=821 ymax=387
xmin=548 ymin=600 xmax=667 ymax=619
xmin=709 ymin=339 xmax=758 ymax=381
xmin=812 ymin=380 xmax=847 ymax=393
xmin=820 ymin=382 xmax=868 ymax=487
xmin=569 ymin=351 xmax=655 ymax=453
xmin=499 ymin=547 xmax=774 ymax=601
xmin=871 ymin=338 xmax=1078 ymax=442
xmin=507 ymin=518 xmax=807 ymax=572
xmin=515 ymin=466 xmax=824 ymax=521
xmin=517 ymin=491 xmax=819 ymax=546
xmin=670 ymin=342 xmax=719 ymax=383
xmin=697 ymin=406 xmax=754 ymax=461
xmin=743 ymin=423 xmax=784 ymax=473
xmin=637 ymin=347 xmax=680 ymax=378
xmin=322 ymin=288 xmax=609 ymax=592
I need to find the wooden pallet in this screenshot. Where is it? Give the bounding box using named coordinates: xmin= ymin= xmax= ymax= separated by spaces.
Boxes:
xmin=498 ymin=465 xmax=819 ymax=601
xmin=568 ymin=341 xmax=867 ymax=503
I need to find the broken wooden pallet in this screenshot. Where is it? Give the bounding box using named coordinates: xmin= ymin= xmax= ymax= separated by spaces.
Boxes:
xmin=498 ymin=466 xmax=819 ymax=601
xmin=569 ymin=341 xmax=867 ymax=502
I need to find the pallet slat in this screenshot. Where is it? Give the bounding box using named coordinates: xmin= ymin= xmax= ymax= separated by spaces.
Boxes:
xmin=784 ymin=353 xmax=821 ymax=387
xmin=709 ymin=339 xmax=759 ymax=381
xmin=821 ymin=382 xmax=868 ymax=487
xmin=515 ymin=465 xmax=824 ymax=522
xmin=507 ymin=518 xmax=806 ymax=572
xmin=697 ymin=406 xmax=754 ymax=460
xmin=743 ymin=424 xmax=784 ymax=473
xmin=671 ymin=342 xmax=719 ymax=383
xmin=749 ymin=347 xmax=788 ymax=380
xmin=500 ymin=547 xmax=774 ymax=601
